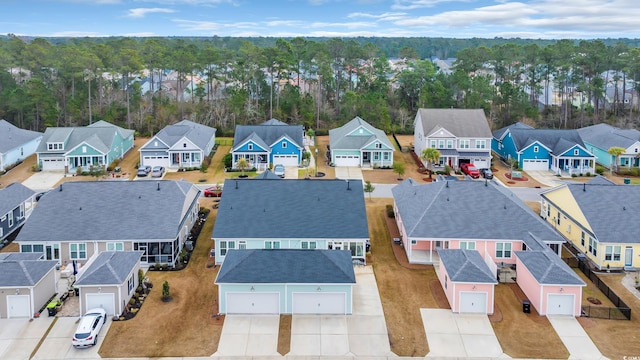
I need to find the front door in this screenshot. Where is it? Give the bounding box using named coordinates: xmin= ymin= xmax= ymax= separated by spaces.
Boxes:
xmin=625 ymin=247 xmax=633 ymax=267
xmin=45 ymin=244 xmax=60 ymax=263
xmin=363 ymin=152 xmax=370 ymax=162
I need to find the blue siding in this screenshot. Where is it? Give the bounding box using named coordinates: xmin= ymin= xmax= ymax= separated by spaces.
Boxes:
xmin=235 ymin=140 xmax=267 ymax=153
xmin=520 ymin=142 xmax=551 ymax=168
xmin=584 ymin=142 xmax=611 ymax=167
xmin=559 ymin=145 xmax=591 ymax=158
xmin=269 ymin=138 xmax=302 ymax=164
xmin=493 ymin=132 xmax=519 ymax=161
xmin=1 ymin=206 xmax=24 ymax=240
xmin=1 ymin=137 xmax=41 ymax=172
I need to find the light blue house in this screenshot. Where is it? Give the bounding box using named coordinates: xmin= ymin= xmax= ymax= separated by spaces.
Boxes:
xmin=216 ymin=249 xmax=355 ymax=314
xmin=36 ymin=121 xmax=134 ymax=172
xmin=329 ymin=116 xmax=394 ymax=167
xmin=578 ymin=123 xmax=640 ymax=169
xmin=493 ymin=122 xmax=595 ymax=175
xmin=139 ymin=120 xmax=216 ymax=169
xmin=0 ymin=183 xmax=35 ymax=242
xmin=0 ymin=120 xmax=42 ymax=173
xmin=231 ymin=119 xmax=304 ymax=170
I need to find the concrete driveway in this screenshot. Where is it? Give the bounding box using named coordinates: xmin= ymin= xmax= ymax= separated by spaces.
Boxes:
xmin=33 ymin=316 xmax=111 ymax=360
xmin=335 ymin=166 xmax=363 ymax=181
xmin=547 ymin=315 xmax=605 ymax=360
xmin=214 ymin=315 xmax=280 ymax=357
xmin=0 ymin=317 xmax=54 ymax=360
xmin=284 ymin=166 xmax=299 ymax=179
xmin=22 ymin=171 xmax=65 ymax=192
xmin=421 ymin=309 xmax=504 ymax=358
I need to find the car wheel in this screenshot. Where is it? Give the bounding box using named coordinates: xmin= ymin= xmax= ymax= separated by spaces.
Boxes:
xmin=93 ymin=336 xmax=97 ymax=346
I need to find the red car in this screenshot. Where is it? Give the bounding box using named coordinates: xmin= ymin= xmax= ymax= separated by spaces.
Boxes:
xmin=203 ymin=186 xmax=222 ymax=197
xmin=460 ymin=163 xmax=480 ymax=178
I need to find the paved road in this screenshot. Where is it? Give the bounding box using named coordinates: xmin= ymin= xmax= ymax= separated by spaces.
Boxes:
xmin=506 ymin=186 xmax=546 ymax=202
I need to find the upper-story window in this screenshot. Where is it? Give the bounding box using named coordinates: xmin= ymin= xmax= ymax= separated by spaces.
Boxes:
xmin=574 ymin=149 xmax=579 ymax=156
xmin=47 ymin=142 xmax=64 ymax=151
xmin=438 ymin=140 xmax=445 ymax=148
xmin=248 ymin=144 xmax=253 ymax=150
xmin=446 ymin=140 xmax=453 ymax=149
xmin=533 ymin=146 xmax=539 ymax=153
xmin=82 ymin=146 xmax=87 ymax=153
xmin=282 ymin=142 xmax=287 ymax=148
xmin=459 ymin=140 xmax=470 ymax=149
xmin=430 ymin=140 xmax=437 ymax=148
xmin=475 ymin=140 xmax=486 ymax=149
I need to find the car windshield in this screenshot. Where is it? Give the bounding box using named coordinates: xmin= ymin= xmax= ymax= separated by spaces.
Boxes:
xmin=138 ymin=166 xmax=146 ymax=170
xmin=74 ymin=332 xmax=91 ymax=339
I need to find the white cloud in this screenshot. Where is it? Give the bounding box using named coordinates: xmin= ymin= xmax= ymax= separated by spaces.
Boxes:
xmin=44 ymin=31 xmax=109 ymax=37
xmin=126 ymin=8 xmax=175 ymax=18
xmin=135 ymin=0 xmax=236 ymax=5
xmin=392 ymin=0 xmax=473 ymax=10
xmin=348 ymin=12 xmax=408 ymax=21
xmin=264 ymin=20 xmax=306 ymax=27
xmin=173 ymin=19 xmax=259 ymax=32
xmin=310 ymin=21 xmax=376 ymax=29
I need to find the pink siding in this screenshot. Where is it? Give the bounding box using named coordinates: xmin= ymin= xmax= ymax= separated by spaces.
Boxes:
xmin=541 ymin=285 xmax=582 ymax=316
xmin=438 ymin=262 xmax=495 ymax=314
xmin=437 ymin=262 xmax=455 ymax=309
xmin=412 ymin=241 xmax=432 ymax=250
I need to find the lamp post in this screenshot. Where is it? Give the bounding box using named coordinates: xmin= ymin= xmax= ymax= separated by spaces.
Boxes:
xmin=315 ymin=148 xmax=318 ymax=177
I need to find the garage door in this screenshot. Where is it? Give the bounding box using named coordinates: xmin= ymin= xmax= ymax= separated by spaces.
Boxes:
xmin=523 ymin=159 xmax=549 ymax=171
xmin=226 ymin=292 xmax=279 ymax=314
xmin=547 ymin=294 xmax=574 ymax=315
xmin=85 ymin=293 xmax=116 ymax=316
xmin=459 ymin=292 xmax=488 ymax=314
xmin=335 ymin=155 xmax=360 ymax=167
xmin=473 ymin=159 xmax=489 ymax=169
xmin=42 ymin=158 xmax=66 ymax=171
xmin=142 ymin=155 xmax=170 ymax=167
xmin=7 ymin=295 xmax=30 ymax=318
xmin=273 ymin=155 xmax=298 ymax=166
xmin=292 ymin=292 xmax=346 ymax=314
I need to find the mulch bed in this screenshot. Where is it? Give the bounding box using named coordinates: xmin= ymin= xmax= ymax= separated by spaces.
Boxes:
xmin=504 ymin=173 xmax=529 ymax=181
xmin=385 ymin=214 xmax=432 ymax=270
xmin=508 ymin=283 xmax=541 ymax=316
xmin=488 ymin=303 xmax=503 ymax=322
xmin=430 ymin=280 xmax=451 ymax=309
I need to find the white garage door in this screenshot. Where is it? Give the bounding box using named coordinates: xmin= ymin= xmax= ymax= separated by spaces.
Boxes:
xmin=226 ymin=292 xmax=279 ymax=314
xmin=472 ymin=159 xmax=489 ymax=169
xmin=459 ymin=292 xmax=488 ymax=314
xmin=273 ymin=155 xmax=298 ymax=166
xmin=547 ymin=294 xmax=574 ymax=315
xmin=7 ymin=295 xmax=30 ymax=318
xmin=85 ymin=293 xmax=116 ymax=316
xmin=523 ymin=159 xmax=549 ymax=171
xmin=42 ymin=158 xmax=66 ymax=171
xmin=292 ymin=292 xmax=346 ymax=314
xmin=142 ymin=155 xmax=170 ymax=167
xmin=335 ymin=155 xmax=360 ymax=167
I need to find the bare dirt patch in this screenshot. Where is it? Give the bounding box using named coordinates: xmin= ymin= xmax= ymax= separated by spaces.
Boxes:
xmin=277 ymin=314 xmax=292 ymax=355
xmin=0 ymin=154 xmax=37 ymax=188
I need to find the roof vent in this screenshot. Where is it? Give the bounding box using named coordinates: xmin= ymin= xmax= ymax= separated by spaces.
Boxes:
xmin=139 ymin=195 xmax=141 ymax=199
xmin=79 ymin=207 xmax=82 ymax=211
xmin=583 ymin=183 xmax=586 ymax=192
xmin=346 ymin=180 xmax=351 ymax=190
xmin=504 ymin=203 xmax=507 ymax=209
xmin=235 ymin=180 xmax=238 ymax=189
xmin=623 ymin=206 xmax=626 ymax=211
xmin=59 ymin=184 xmax=63 ymax=192
xmin=157 ymin=182 xmax=160 ymax=191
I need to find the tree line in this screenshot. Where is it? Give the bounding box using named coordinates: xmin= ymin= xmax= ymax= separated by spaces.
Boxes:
xmin=0 ymin=35 xmax=639 ymax=135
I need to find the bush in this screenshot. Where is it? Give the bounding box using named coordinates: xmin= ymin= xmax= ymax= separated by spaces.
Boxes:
xmin=162 ymin=281 xmax=170 ymax=300
xmin=223 ymin=153 xmax=233 ymax=168
xmin=595 ymin=165 xmax=605 ymax=175
xmin=386 ymin=204 xmax=395 ymax=218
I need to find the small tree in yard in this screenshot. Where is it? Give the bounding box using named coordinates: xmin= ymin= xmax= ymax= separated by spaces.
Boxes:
xmin=364 ymin=181 xmax=375 ymax=200
xmin=421 ymin=148 xmax=441 ymax=179
xmin=161 ymin=281 xmax=171 ymax=302
xmin=607 ymin=147 xmax=625 ymax=174
xmin=393 ymin=162 xmax=406 ymax=180
xmin=236 ymin=157 xmax=250 ymax=177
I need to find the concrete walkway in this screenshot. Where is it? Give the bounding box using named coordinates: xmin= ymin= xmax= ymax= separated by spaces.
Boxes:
xmin=547 ymin=315 xmax=606 ymax=360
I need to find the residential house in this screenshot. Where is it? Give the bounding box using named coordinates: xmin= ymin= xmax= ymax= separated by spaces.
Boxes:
xmin=328 ymin=117 xmax=394 ymax=167
xmin=231 ymin=119 xmax=304 ymax=170
xmin=392 ymin=179 xmax=584 ymax=316
xmin=0 ymin=120 xmax=42 ymax=173
xmin=0 ymin=252 xmax=58 ymax=319
xmin=215 ymin=249 xmax=355 ymax=314
xmin=139 ymin=120 xmax=216 ymax=169
xmin=36 ymin=121 xmax=134 ymax=172
xmin=540 ymin=178 xmax=640 ymax=270
xmin=74 ymin=251 xmax=143 ymax=316
xmin=16 ymin=180 xmax=200 ymax=267
xmin=413 ymin=108 xmax=492 ymax=170
xmin=493 ymin=122 xmax=596 ymax=175
xmin=0 ymin=183 xmax=36 ymax=242
xmin=578 ymin=123 xmax=640 ymax=169
xmin=212 ymin=178 xmax=369 ymax=265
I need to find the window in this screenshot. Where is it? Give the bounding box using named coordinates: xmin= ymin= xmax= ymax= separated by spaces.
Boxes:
xmin=460 ymin=241 xmax=476 ymax=250
xmin=475 ymin=140 xmax=487 ymax=149
xmin=444 ymin=275 xmax=447 ymax=290
xmin=301 ymin=241 xmax=317 ymax=249
xmin=446 ymin=140 xmax=453 ymax=149
xmin=533 ymin=146 xmax=539 ymax=153
xmin=282 ymin=142 xmax=287 ymax=148
xmin=588 ymin=237 xmax=597 ymax=256
xmin=375 ymin=143 xmax=382 ymax=149
xmin=411 ymin=239 xmax=417 ymax=245
xmin=574 ymin=149 xmax=579 ymax=156
xmin=581 ymin=232 xmax=585 ymax=246
xmin=82 ymin=146 xmax=87 ymax=153
xmin=265 ymin=241 xmax=280 ymax=249
xmin=496 ymin=243 xmax=512 ymax=258
xmin=19 ymin=204 xmax=24 ymax=218
xmin=107 ymin=242 xmax=124 ymax=251
xmin=8 ymin=212 xmax=13 ymax=227
xmin=383 ymin=152 xmax=390 ymax=160
xmin=459 ymin=140 xmax=470 ymax=149
xmin=566 ymin=224 xmax=571 ymax=233
xmin=248 ymin=144 xmax=253 ymax=150
xmin=430 ymin=140 xmax=437 ymax=148
xmin=21 ymin=244 xmax=44 ymax=253
xmin=438 ymin=140 xmax=445 ymax=148
xmin=70 ymin=243 xmax=87 ymax=259
xmin=183 ymin=143 xmax=187 ymax=148
xmin=128 ymin=275 xmax=134 ymax=295
xmin=238 ymin=241 xmax=246 ymax=250
xmin=219 ymin=241 xmax=235 ymax=256
xmin=0 ymin=227 xmax=2 ymax=237
xmin=604 ymin=246 xmax=621 ymax=261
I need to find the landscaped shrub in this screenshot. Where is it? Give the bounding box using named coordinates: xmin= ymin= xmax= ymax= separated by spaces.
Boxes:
xmin=223 ymin=153 xmax=232 ymax=168
xmin=386 ymin=204 xmax=395 ymax=218
xmin=595 ymin=165 xmax=605 ymax=175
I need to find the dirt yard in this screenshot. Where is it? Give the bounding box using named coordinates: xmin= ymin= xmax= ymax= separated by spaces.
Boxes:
xmin=0 ymin=154 xmax=37 ymax=188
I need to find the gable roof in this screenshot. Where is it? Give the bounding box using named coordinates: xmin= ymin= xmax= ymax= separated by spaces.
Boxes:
xmin=253 ymin=170 xmax=282 ymax=180
xmin=516 ymin=250 xmax=585 ymax=285
xmin=16 ymin=180 xmax=199 ymax=242
xmin=329 ymin=116 xmax=394 ymax=151
xmin=416 ymin=109 xmax=491 ymax=138
xmin=232 ymin=119 xmax=303 ymax=151
xmin=0 ymin=120 xmax=42 ymax=154
xmin=437 ymin=249 xmax=498 ymax=283
xmin=392 ymin=179 xmax=562 ymax=248
xmin=0 ymin=182 xmax=35 ymax=217
xmin=0 ymin=252 xmax=44 ymax=261
xmin=0 ymin=258 xmax=58 ymax=287
xmin=213 ymin=179 xmax=368 ymax=239
xmin=578 ymin=123 xmax=640 ymax=150
xmin=75 ymin=251 xmax=143 ymax=286
xmin=492 ymin=122 xmax=534 ymax=140
xmin=36 ymin=121 xmax=134 ymax=154
xmin=498 ymin=124 xmax=588 ymax=154
xmin=141 ymin=120 xmax=215 ymax=151
xmin=216 ymin=249 xmax=356 ymax=284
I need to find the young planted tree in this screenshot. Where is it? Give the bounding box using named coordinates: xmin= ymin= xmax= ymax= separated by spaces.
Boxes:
xmin=421 ymin=148 xmax=441 ymax=179
xmin=607 ymin=147 xmax=626 ymax=174
xmin=364 ymin=181 xmax=375 ymax=200
xmin=393 ymin=161 xmax=406 ymax=180
xmin=235 ymin=157 xmax=251 ymax=177
xmin=161 ymin=280 xmax=171 ymax=302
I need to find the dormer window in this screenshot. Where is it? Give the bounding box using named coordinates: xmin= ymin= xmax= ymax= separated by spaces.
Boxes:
xmin=375 ymin=143 xmax=382 ymax=149
xmin=248 ymin=144 xmax=253 ymax=150
xmin=183 ymin=143 xmax=187 ymax=148
xmin=574 ymin=149 xmax=579 ymax=156
xmin=82 ymin=146 xmax=87 ymax=153
xmin=359 ymin=129 xmax=363 ymax=134
xmin=533 ymin=146 xmax=539 ymax=153
xmin=154 ymin=141 xmax=158 ymax=147
xmin=47 ymin=142 xmax=64 ymax=151
xmin=282 ymin=142 xmax=287 ymax=148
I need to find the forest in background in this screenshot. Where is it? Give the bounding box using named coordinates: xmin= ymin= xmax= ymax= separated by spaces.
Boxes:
xmin=1 ymin=35 xmax=640 ymax=135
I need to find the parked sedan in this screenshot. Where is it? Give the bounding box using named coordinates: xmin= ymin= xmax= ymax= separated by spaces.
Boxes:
xmin=273 ymin=164 xmax=285 ymax=178
xmin=151 ymin=166 xmax=165 ymax=178
xmin=460 ymin=163 xmax=480 ymax=179
xmin=137 ymin=165 xmax=151 ymax=177
xmin=480 ymin=168 xmax=494 ymax=179
xmin=203 ymin=186 xmax=222 ymax=197
xmin=72 ymin=308 xmax=107 ymax=348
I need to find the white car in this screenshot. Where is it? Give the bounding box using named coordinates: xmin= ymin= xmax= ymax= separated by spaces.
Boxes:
xmin=72 ymin=308 xmax=107 ymax=348
xmin=273 ymin=164 xmax=285 ymax=178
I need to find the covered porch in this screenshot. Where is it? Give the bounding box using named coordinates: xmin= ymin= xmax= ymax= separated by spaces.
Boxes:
xmin=66 ymin=155 xmax=106 ymax=171
xmin=170 ymin=151 xmax=203 ymax=168
xmin=406 ymin=239 xmax=445 ymax=264
xmin=552 ymin=157 xmax=595 ymax=176
xmin=233 ymin=152 xmax=268 ymax=171
xmin=361 ymin=150 xmax=393 ymax=168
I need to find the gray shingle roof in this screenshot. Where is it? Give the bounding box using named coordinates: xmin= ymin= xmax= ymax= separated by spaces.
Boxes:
xmin=232 ymin=119 xmax=303 ymax=151
xmin=0 ymin=252 xmax=44 ymax=261
xmin=515 ymin=250 xmax=585 ymax=285
xmin=75 ymin=251 xmax=143 ymax=286
xmin=437 ymin=249 xmax=497 ymax=283
xmin=16 ymin=180 xmax=199 ymax=242
xmin=141 ymin=120 xmax=215 ymax=152
xmin=213 ymin=179 xmax=369 ymax=239
xmin=416 ymin=109 xmax=492 ymax=138
xmin=492 ymin=122 xmax=533 ymax=140
xmin=216 ymin=249 xmax=356 ymax=284
xmin=36 ymin=121 xmax=134 ymax=154
xmin=329 ymin=117 xmax=394 ymax=151
xmin=391 ymin=179 xmax=562 ymax=248
xmin=499 ymin=124 xmax=588 ymax=155
xmin=0 ymin=182 xmax=35 ymax=217
xmin=0 ymin=258 xmax=58 ymax=287
xmin=0 ymin=120 xmax=42 ymax=154
xmin=253 ymin=170 xmax=282 ymax=180
xmin=578 ymin=123 xmax=640 ymax=150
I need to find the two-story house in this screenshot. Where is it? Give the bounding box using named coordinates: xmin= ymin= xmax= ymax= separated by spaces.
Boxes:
xmin=578 ymin=123 xmax=640 ymax=169
xmin=139 ymin=120 xmax=216 ymax=169
xmin=231 ymin=119 xmax=304 ymax=170
xmin=413 ymin=109 xmax=492 ymax=170
xmin=36 ymin=121 xmax=134 ymax=172
xmin=328 ymin=117 xmax=394 ymax=167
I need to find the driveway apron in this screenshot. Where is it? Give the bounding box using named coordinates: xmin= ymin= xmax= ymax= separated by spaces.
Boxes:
xmin=547 ymin=315 xmax=605 ymax=360
xmin=21 ymin=172 xmax=65 ymax=192
xmin=214 ymin=315 xmax=280 ymax=357
xmin=32 ymin=316 xmax=111 ymax=360
xmin=335 ymin=166 xmax=363 ymax=181
xmin=0 ymin=318 xmax=54 ymax=360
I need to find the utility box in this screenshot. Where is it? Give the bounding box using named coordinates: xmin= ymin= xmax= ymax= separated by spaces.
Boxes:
xmin=522 ymin=300 xmax=531 ymax=313
xmin=46 ymin=301 xmax=60 ymax=316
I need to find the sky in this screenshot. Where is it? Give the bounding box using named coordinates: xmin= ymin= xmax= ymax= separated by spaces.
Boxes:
xmin=2 ymin=0 xmax=640 ymax=39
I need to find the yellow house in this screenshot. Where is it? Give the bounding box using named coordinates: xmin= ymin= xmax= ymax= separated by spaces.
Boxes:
xmin=540 ymin=177 xmax=639 ymax=270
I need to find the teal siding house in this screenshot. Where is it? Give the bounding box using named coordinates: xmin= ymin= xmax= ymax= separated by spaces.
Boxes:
xmin=36 ymin=121 xmax=134 ymax=172
xmin=216 ymin=249 xmax=355 ymax=314
xmin=329 ymin=117 xmax=394 ymax=167
xmin=231 ymin=119 xmax=304 ymax=170
xmin=578 ymin=123 xmax=640 ymax=169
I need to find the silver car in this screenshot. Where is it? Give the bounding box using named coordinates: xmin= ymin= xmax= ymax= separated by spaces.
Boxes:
xmin=273 ymin=164 xmax=285 ymax=178
xmin=151 ymin=166 xmax=165 ymax=178
xmin=72 ymin=308 xmax=107 ymax=348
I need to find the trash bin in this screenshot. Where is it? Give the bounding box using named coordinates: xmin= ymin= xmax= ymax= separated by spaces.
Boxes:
xmin=46 ymin=301 xmax=59 ymax=316
xmin=624 ymin=178 xmax=630 ymax=184
xmin=74 ymin=287 xmax=79 ymax=296
xmin=522 ymin=300 xmax=531 ymax=313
